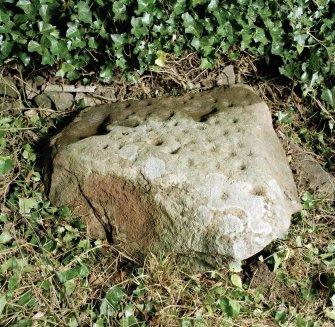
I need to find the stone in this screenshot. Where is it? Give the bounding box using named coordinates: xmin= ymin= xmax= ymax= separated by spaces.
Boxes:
xmin=96 ymin=86 xmax=117 ymax=101
xmin=217 ymin=65 xmax=235 ymax=86
xmin=0 ymin=100 xmax=24 ymax=113
xmin=45 ymin=85 xmax=301 ymax=271
xmin=25 ymin=79 xmax=39 ymax=100
xmin=288 ymin=140 xmax=335 ymax=199
xmin=34 ymin=93 xmax=53 ymax=109
xmin=45 ymin=92 xmax=74 ymax=111
xmin=0 ymin=77 xmax=19 ymax=98
xmin=74 ymin=93 xmax=103 ymax=107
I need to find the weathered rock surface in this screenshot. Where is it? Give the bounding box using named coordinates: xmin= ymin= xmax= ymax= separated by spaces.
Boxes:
xmin=288 ymin=141 xmax=335 ymax=199
xmin=34 ymin=93 xmax=53 ymax=109
xmin=45 ymin=92 xmax=74 ymax=111
xmin=46 ymin=85 xmax=301 ymax=270
xmin=0 ymin=77 xmax=18 ymax=98
xmin=217 ymin=65 xmax=235 ymax=86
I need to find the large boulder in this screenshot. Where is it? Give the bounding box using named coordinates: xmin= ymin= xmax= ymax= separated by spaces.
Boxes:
xmin=46 ymin=85 xmax=301 ymax=270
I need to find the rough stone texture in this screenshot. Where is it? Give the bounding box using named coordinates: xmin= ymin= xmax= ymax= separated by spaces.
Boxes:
xmin=0 ymin=99 xmax=24 ymax=113
xmin=74 ymin=92 xmax=103 ymax=107
xmin=288 ymin=141 xmax=335 ymax=199
xmin=45 ymin=92 xmax=74 ymax=111
xmin=34 ymin=93 xmax=53 ymax=109
xmin=217 ymin=65 xmax=235 ymax=86
xmin=0 ymin=77 xmax=19 ymax=98
xmin=46 ymin=85 xmax=301 ymax=270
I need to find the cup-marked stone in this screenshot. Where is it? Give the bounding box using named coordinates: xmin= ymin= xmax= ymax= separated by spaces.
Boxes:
xmin=45 ymin=85 xmax=302 ymax=271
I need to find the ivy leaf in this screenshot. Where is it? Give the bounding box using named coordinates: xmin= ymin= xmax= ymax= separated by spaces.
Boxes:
xmin=16 ymin=0 xmax=32 ymax=14
xmin=111 ymin=33 xmax=127 ymax=57
xmin=27 ymin=40 xmax=43 ymax=55
xmin=230 ymin=274 xmax=243 ymax=289
xmin=131 ymin=17 xmax=148 ymax=37
xmin=182 ymin=12 xmax=203 ymax=38
xmin=1 ymin=257 xmax=33 ymax=274
xmin=273 ymin=252 xmax=283 ymax=272
xmin=174 ymin=0 xmax=186 ymax=15
xmin=78 ymin=264 xmax=90 ymax=278
xmin=50 ymin=38 xmax=68 ymax=57
xmin=8 ymin=275 xmax=19 ymax=291
xmin=64 ymin=280 xmax=76 ymax=295
xmin=0 ymin=231 xmax=12 ymax=244
xmin=191 ymin=37 xmax=200 ymax=50
xmin=39 ymin=280 xmax=51 ymax=291
xmin=105 ymin=285 xmax=125 ymax=309
xmin=37 ymin=21 xmax=55 ymax=33
xmin=0 ymin=157 xmax=13 ymax=176
xmin=17 ymin=51 xmax=31 ymax=65
xmin=88 ymin=37 xmax=98 ymax=49
xmin=154 ymin=50 xmax=167 ymax=67
xmin=241 ymin=29 xmax=253 ymax=50
xmin=294 ymin=32 xmax=308 ymax=53
xmin=100 ymin=285 xmax=125 ymax=317
xmin=39 ymin=3 xmax=59 ymax=22
xmin=68 ymin=71 xmax=82 ymax=81
xmin=141 ymin=12 xmax=152 ymax=26
xmin=0 ymin=41 xmax=14 ymax=57
xmin=56 ymin=62 xmax=75 ymax=77
xmin=253 ymin=27 xmax=269 ymax=44
xmin=218 ymin=297 xmax=240 ymax=318
xmin=208 ymin=0 xmax=219 ymax=11
xmin=78 ymin=1 xmax=92 ymax=24
xmin=17 ymin=290 xmax=36 ymax=306
xmin=41 ymin=49 xmax=55 ymax=65
xmin=200 ymin=57 xmax=214 ymax=69
xmin=61 ymin=62 xmax=75 ymax=73
xmin=19 ymin=197 xmax=38 ymax=214
xmin=279 ymin=62 xmax=300 ymax=80
xmin=57 ymin=266 xmax=80 ymax=283
xmin=39 ymin=5 xmax=49 ymax=21
xmin=137 ymin=0 xmax=155 ymax=14
xmin=99 ymin=64 xmax=114 ymax=83
xmin=192 ymin=0 xmax=208 ymax=5
xmin=113 ymin=0 xmax=127 ymax=20
xmin=301 ymin=191 xmax=316 ymax=210
xmin=66 ymin=22 xmax=81 ymax=38
xmin=321 ymin=87 xmax=335 ymax=108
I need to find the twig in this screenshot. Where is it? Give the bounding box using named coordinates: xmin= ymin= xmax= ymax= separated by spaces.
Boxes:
xmin=313 ymin=97 xmax=335 ymax=123
xmin=0 ymin=127 xmax=38 ymax=131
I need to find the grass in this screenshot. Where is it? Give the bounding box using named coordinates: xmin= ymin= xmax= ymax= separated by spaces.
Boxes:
xmin=0 ymin=56 xmax=335 ymax=326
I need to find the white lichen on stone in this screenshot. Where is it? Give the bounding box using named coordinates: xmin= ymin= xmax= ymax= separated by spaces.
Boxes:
xmin=119 ymin=144 xmax=138 ymax=162
xmin=222 ymin=214 xmax=244 ymax=235
xmin=143 ymin=157 xmax=166 ymax=180
xmin=232 ymin=239 xmax=249 ymax=261
xmin=205 ymin=173 xmax=266 ymax=228
xmin=196 ymin=205 xmax=213 ymax=226
xmin=247 ymin=217 xmax=272 ymax=234
xmin=268 ymin=179 xmax=285 ymax=201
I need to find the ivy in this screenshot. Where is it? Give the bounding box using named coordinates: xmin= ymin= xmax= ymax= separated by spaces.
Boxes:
xmin=0 ymin=0 xmax=334 ymax=111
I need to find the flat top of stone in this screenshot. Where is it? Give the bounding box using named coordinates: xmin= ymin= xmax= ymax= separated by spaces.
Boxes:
xmin=51 ymin=85 xmax=261 ymax=149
